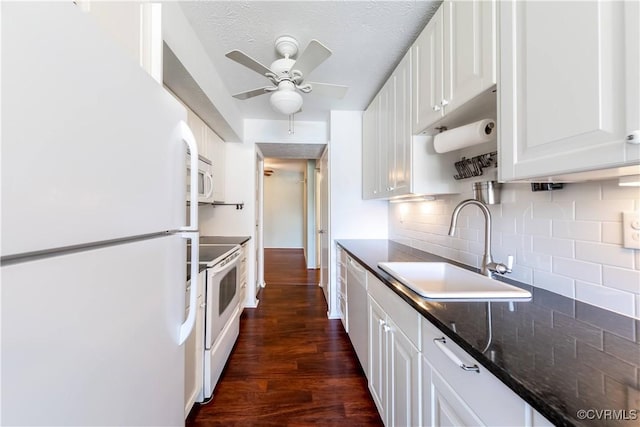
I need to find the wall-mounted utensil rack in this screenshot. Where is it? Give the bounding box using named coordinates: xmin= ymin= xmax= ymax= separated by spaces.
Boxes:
xmin=453 ymin=151 xmax=497 ymax=180
xmin=211 ymin=202 xmax=244 ymax=210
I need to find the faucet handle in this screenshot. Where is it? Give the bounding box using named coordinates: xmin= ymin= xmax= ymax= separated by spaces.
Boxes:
xmin=506 ymin=255 xmax=514 ymax=271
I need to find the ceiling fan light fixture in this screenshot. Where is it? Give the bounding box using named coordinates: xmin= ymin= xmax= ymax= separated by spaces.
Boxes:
xmin=269 ymin=83 xmax=303 ymax=115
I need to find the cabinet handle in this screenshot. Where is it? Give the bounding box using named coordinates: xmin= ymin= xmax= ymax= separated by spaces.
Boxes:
xmin=627 ymin=130 xmax=640 ymax=144
xmin=348 ymin=257 xmax=365 ymax=274
xmin=378 ymin=318 xmax=386 ymax=326
xmin=433 ymin=337 xmax=480 ymax=373
xmin=383 ymin=324 xmax=391 ymax=333
xmin=432 ymin=105 xmax=441 ymax=112
xmin=441 ymin=99 xmax=449 ymax=107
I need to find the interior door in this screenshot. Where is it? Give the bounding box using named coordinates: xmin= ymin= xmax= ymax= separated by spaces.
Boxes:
xmin=318 ymin=149 xmax=329 ymax=304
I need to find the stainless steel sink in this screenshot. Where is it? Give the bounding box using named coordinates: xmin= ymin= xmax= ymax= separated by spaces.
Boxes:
xmin=377 ymin=262 xmax=532 ymax=300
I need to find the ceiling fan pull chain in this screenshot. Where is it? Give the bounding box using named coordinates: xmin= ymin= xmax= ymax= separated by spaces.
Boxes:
xmin=288 ymin=113 xmax=295 ymax=135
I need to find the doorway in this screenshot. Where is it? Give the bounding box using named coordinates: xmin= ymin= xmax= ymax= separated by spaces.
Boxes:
xmin=255 ymin=143 xmax=327 ymax=291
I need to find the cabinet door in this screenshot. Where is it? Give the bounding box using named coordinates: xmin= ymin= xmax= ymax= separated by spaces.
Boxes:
xmin=392 ymin=51 xmax=412 ymax=197
xmin=442 ymin=0 xmax=496 ymax=113
xmin=205 ymin=127 xmax=226 ymax=202
xmin=499 ymin=0 xmax=639 ymax=181
xmin=388 ymin=321 xmax=421 ymax=427
xmin=378 ymin=80 xmax=392 ymax=197
xmin=412 ymin=6 xmax=444 ymax=134
xmin=368 ymin=296 xmax=387 ymax=420
xmin=430 ymin=367 xmax=485 ymax=426
xmin=362 ymin=97 xmax=380 ymax=199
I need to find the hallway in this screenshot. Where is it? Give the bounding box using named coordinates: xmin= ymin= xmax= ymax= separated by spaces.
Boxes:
xmin=186 ymin=249 xmax=383 ymax=426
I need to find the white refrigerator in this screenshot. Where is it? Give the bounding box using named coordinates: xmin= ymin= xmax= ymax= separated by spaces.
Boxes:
xmin=1 ymin=2 xmax=200 ymax=425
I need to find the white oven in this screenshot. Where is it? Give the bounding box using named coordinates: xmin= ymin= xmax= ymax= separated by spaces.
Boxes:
xmin=195 ymin=244 xmax=242 ymax=399
xmin=186 ymin=153 xmax=214 ymax=204
xmin=204 ymin=248 xmax=241 ymax=347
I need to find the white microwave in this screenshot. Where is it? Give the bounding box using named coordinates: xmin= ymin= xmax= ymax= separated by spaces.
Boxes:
xmin=186 ymin=153 xmax=214 ymax=204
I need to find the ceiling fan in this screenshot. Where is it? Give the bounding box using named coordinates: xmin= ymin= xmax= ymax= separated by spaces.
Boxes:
xmin=225 ymin=36 xmax=348 ymax=115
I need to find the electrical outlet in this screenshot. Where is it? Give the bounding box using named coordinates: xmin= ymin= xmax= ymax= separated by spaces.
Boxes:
xmin=622 ymin=211 xmax=640 ymax=250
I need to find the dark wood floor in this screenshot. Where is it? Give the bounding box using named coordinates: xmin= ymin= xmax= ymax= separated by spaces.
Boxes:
xmin=186 ymin=248 xmax=383 ymax=426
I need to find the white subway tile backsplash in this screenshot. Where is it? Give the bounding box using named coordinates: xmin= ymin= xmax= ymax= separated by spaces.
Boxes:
xmin=533 ymin=236 xmax=574 ymax=258
xmin=509 ymin=264 xmax=533 ymax=285
xmin=503 ymin=233 xmax=533 ymax=252
xmin=523 ymin=218 xmax=552 ymax=236
xmin=533 ymin=270 xmax=575 ymax=298
xmin=551 ymin=182 xmax=601 ymax=201
xmin=533 ymin=201 xmax=575 ymax=220
xmin=390 ymin=180 xmax=640 ymax=319
xmin=602 ymin=266 xmax=640 ymax=294
xmin=575 ymin=281 xmax=636 ymax=318
xmin=518 ymin=250 xmax=552 ymax=271
xmin=552 ymin=220 xmax=601 ymax=242
xmin=553 ymin=257 xmax=602 ymax=284
xmin=575 ymin=200 xmax=631 ymax=222
xmin=601 ymin=179 xmax=640 ymax=200
xmin=601 ymin=222 xmax=623 ymax=245
xmin=494 ymin=217 xmax=517 ymax=233
xmin=575 ymin=241 xmax=634 ymax=269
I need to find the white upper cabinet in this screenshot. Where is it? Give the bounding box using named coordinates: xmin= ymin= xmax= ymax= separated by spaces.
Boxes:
xmin=392 ymin=52 xmax=412 ymax=197
xmin=442 ymin=0 xmax=497 ymax=115
xmin=205 ymin=127 xmax=226 ymax=203
xmin=412 ymin=6 xmax=444 ymax=133
xmin=362 ymin=50 xmax=457 ymax=200
xmin=363 ymin=96 xmax=380 ymax=199
xmin=413 ymin=0 xmax=496 ymax=135
xmin=499 ymin=0 xmax=640 ymax=181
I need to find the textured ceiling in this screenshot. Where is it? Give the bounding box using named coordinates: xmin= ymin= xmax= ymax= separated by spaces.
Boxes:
xmin=178 ymin=1 xmax=441 ymax=122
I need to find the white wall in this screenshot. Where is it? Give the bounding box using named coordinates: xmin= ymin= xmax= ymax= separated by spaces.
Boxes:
xmin=328 ymin=110 xmax=388 ymax=317
xmin=198 ymin=142 xmax=257 ymax=305
xmin=389 ymin=179 xmax=640 ymax=319
xmin=264 ymin=170 xmax=304 ymax=248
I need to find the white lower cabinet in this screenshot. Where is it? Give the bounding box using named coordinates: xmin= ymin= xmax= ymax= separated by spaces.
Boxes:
xmin=341 ymin=252 xmax=555 ymax=427
xmin=422 ymin=318 xmax=553 ymax=426
xmin=368 ymin=275 xmax=421 ymax=427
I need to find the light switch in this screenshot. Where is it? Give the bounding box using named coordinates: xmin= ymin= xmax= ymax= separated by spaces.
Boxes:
xmin=622 ymin=211 xmax=640 ymax=250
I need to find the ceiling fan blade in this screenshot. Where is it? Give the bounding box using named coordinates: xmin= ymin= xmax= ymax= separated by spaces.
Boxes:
xmin=225 ymin=50 xmax=274 ymax=77
xmin=231 ymin=86 xmax=274 ymax=100
xmin=292 ymin=40 xmax=332 ymax=79
xmin=307 ymin=82 xmax=348 ymax=99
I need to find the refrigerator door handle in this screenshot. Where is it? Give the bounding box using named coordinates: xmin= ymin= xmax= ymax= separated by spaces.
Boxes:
xmin=180 ymin=121 xmax=198 ymax=232
xmin=179 ymin=231 xmax=199 ymax=345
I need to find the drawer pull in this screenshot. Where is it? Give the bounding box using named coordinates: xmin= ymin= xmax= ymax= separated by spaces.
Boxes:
xmin=433 ymin=337 xmax=480 ymax=373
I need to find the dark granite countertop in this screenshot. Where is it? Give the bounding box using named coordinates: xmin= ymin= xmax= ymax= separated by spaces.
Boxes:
xmin=337 ymin=239 xmax=640 ymax=427
xmin=200 ymin=235 xmax=250 ymax=245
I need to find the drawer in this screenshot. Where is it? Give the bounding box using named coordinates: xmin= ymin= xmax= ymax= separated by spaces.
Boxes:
xmin=422 ymin=318 xmax=527 ymax=426
xmin=368 ymin=272 xmax=421 ymax=349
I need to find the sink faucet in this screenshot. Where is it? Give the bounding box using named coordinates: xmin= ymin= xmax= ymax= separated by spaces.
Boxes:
xmin=448 ymin=199 xmax=513 ymax=277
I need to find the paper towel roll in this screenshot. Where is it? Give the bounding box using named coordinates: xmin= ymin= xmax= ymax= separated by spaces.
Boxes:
xmin=433 ymin=119 xmax=496 ymax=153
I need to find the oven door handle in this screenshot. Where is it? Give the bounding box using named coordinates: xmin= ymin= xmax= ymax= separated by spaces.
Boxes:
xmin=179 ymin=231 xmax=199 ymax=345
xmin=210 ymin=251 xmax=241 ymax=274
